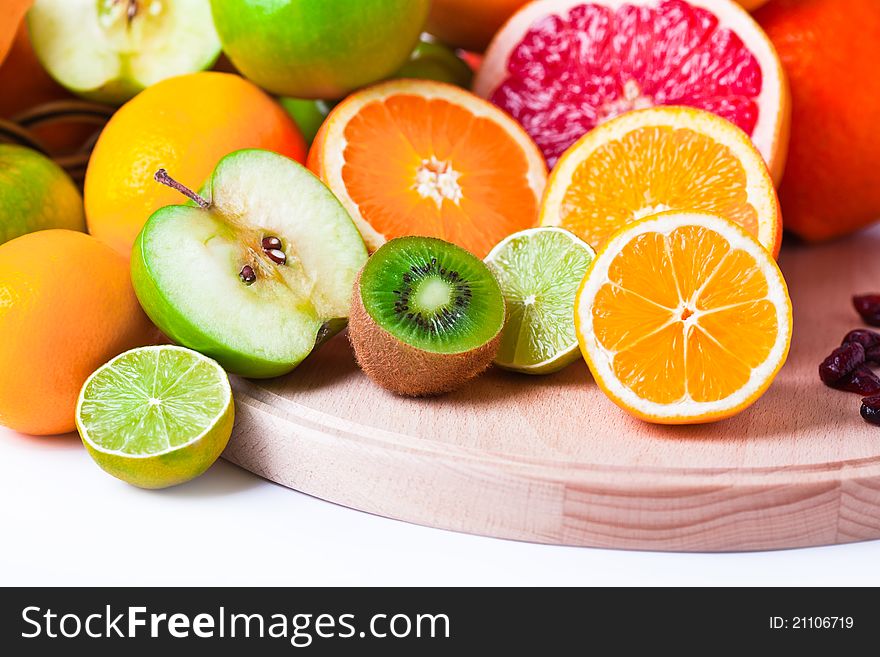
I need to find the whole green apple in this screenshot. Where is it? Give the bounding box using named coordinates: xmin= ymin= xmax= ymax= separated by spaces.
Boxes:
xmin=0 ymin=144 xmax=85 ymax=245
xmin=209 ymin=0 xmax=430 ymax=99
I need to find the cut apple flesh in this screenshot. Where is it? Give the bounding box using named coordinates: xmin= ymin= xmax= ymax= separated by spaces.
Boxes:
xmin=28 ymin=0 xmax=220 ymax=102
xmin=132 ymin=150 xmax=368 ymax=378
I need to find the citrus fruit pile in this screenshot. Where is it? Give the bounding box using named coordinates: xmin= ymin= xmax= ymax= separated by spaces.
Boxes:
xmin=0 ymin=0 xmax=876 ymax=489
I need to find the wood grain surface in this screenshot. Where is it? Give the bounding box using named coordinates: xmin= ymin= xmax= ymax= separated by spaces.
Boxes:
xmin=224 ymin=228 xmax=880 ymax=552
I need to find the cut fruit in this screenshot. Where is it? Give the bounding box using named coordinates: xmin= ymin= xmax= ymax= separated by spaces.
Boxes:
xmin=540 ymin=106 xmax=781 ymax=256
xmin=28 ymin=0 xmax=221 ymax=104
xmin=474 ymin=0 xmax=789 ymax=182
xmin=131 ymin=149 xmax=368 ymax=379
xmin=575 ymin=212 xmax=791 ymax=424
xmin=308 ymin=79 xmax=547 ymax=258
xmin=485 ymin=227 xmax=595 ymax=374
xmin=76 ymin=345 xmax=234 ymax=489
xmin=349 ymin=236 xmax=505 ymax=396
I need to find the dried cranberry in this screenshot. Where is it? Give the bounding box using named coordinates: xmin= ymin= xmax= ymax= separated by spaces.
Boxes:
xmin=819 ymin=342 xmax=866 ymax=386
xmin=853 ymin=294 xmax=880 ymax=326
xmin=842 ymin=329 xmax=880 ymax=350
xmin=860 ymin=395 xmax=880 ymax=426
xmin=834 ymin=366 xmax=880 ymax=395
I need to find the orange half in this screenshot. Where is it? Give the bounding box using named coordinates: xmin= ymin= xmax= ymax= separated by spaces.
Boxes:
xmin=575 ymin=212 xmax=791 ymax=425
xmin=309 ymin=79 xmax=547 ymax=257
xmin=540 ymin=106 xmax=781 ymax=257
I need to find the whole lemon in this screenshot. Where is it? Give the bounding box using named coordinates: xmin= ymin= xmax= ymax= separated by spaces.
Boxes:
xmin=0 ymin=230 xmax=156 ymax=435
xmin=85 ymin=72 xmax=307 ymax=257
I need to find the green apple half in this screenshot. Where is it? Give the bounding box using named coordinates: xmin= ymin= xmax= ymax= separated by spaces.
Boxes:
xmin=28 ymin=0 xmax=221 ymax=104
xmin=131 ymin=149 xmax=368 ymax=378
xmin=210 ymin=0 xmax=430 ymax=99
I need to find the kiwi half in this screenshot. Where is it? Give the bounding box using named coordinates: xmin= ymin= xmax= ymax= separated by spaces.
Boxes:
xmin=349 ymin=236 xmax=505 ymax=396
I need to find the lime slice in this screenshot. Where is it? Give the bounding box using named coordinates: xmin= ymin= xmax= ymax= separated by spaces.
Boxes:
xmin=76 ymin=346 xmax=234 ymax=489
xmin=485 ymin=227 xmax=595 ymax=374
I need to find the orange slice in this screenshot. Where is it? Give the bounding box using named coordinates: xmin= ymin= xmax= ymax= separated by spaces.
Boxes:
xmin=308 ymin=79 xmax=547 ymax=258
xmin=575 ymin=212 xmax=791 ymax=424
xmin=540 ymin=106 xmax=781 ymax=257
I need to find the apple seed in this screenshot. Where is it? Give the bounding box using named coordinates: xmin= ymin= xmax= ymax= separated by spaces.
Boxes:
xmin=239 ymin=265 xmax=256 ymax=285
xmin=261 ymin=236 xmax=282 ymax=251
xmin=265 ymin=249 xmax=287 ymax=265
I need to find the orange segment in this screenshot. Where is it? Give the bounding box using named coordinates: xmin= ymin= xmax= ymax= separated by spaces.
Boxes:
xmin=592 ymin=285 xmax=674 ymax=353
xmin=541 ymin=107 xmax=781 ymax=257
xmin=612 ymin=322 xmax=686 ymax=405
xmin=667 ymin=224 xmax=731 ymax=303
xmin=699 ymin=300 xmax=778 ymax=369
xmin=685 ymin=327 xmax=753 ymax=404
xmin=576 ymin=212 xmax=791 ymax=425
xmin=309 ymin=79 xmax=547 ymax=257
xmin=607 ymin=231 xmax=680 ymax=310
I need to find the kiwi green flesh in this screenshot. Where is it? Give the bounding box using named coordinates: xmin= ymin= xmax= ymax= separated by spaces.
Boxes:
xmin=359 ymin=236 xmax=505 ymax=354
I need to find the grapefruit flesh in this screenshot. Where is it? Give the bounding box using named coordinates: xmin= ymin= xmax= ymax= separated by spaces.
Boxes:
xmin=474 ymin=0 xmax=788 ymax=179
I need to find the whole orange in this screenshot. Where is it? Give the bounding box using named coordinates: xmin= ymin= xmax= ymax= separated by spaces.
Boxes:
xmin=426 ymin=0 xmax=528 ymax=52
xmin=0 ymin=0 xmax=30 ymax=66
xmin=85 ymin=72 xmax=307 ymax=257
xmin=755 ymin=0 xmax=880 ymax=241
xmin=0 ymin=230 xmax=156 ymax=435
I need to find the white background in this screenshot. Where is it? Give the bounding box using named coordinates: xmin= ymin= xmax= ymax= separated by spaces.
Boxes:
xmin=2 ymin=425 xmax=879 ymax=586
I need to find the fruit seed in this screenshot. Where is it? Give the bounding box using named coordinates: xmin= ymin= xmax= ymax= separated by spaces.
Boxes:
xmin=239 ymin=265 xmax=256 ymax=285
xmin=261 ymin=235 xmax=282 ymax=251
xmin=265 ymin=249 xmax=286 ymax=265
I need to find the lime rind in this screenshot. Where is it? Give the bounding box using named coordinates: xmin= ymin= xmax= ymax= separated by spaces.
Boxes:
xmin=76 ymin=345 xmax=232 ymax=458
xmin=486 ymin=227 xmax=595 ymax=374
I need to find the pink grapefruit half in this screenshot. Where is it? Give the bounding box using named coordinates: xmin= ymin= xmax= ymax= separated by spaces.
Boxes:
xmin=473 ymin=0 xmax=789 ymax=182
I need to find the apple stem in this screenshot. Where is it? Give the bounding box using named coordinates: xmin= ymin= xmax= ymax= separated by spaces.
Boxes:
xmin=154 ymin=169 xmax=211 ymax=209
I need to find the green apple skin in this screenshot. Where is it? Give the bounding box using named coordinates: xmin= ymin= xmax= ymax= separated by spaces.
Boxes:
xmin=131 ymin=149 xmax=367 ymax=379
xmin=394 ymin=40 xmax=474 ymax=88
xmin=0 ymin=144 xmax=85 ymax=245
xmin=210 ymin=0 xmax=430 ymax=99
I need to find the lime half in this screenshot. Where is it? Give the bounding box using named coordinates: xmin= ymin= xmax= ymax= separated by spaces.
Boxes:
xmin=76 ymin=346 xmax=234 ymax=489
xmin=485 ymin=227 xmax=595 ymax=374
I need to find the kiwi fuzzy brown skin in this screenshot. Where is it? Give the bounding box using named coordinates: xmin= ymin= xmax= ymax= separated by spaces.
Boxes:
xmin=348 ymin=272 xmax=502 ymax=397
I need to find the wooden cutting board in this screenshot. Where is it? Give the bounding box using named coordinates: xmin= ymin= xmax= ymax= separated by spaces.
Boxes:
xmin=224 ymin=228 xmax=880 ymax=552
